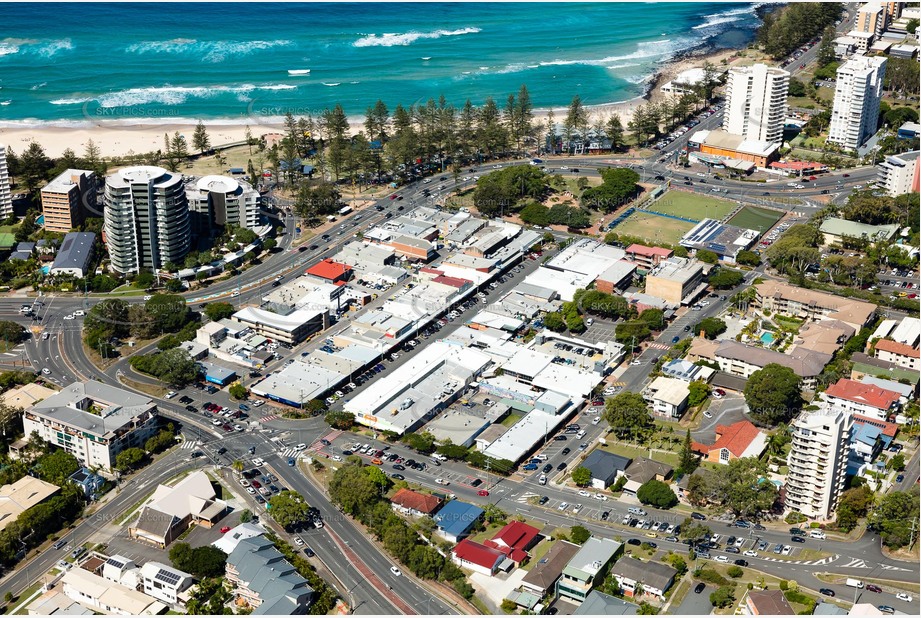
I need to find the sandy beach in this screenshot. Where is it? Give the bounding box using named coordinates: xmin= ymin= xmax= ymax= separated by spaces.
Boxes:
xmin=0 ymin=47 xmax=743 ymax=160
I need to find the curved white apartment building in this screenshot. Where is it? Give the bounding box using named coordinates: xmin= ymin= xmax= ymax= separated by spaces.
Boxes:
xmin=104 ymin=166 xmax=191 ymax=274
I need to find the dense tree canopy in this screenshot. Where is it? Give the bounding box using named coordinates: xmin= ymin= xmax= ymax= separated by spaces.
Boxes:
xmin=473 ymin=165 xmax=547 ymax=217
xmin=581 ymin=168 xmax=640 ymax=213
xmin=637 ymin=479 xmax=678 ymax=509
xmin=744 ymin=364 xmax=803 ymax=426
xmin=603 ymin=392 xmax=652 ymax=439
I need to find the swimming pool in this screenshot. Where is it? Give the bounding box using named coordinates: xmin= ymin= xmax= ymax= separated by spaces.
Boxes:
xmin=760 ymin=332 xmax=775 ymax=344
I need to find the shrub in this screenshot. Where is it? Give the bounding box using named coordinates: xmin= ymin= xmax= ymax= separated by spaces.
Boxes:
xmin=727 ymin=565 xmax=744 ymax=578
xmin=695 ymin=568 xmax=729 ymax=587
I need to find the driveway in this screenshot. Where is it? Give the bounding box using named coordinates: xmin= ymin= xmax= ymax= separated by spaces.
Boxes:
xmin=692 ymin=393 xmax=748 ymax=444
xmin=672 ymin=581 xmax=715 ymax=616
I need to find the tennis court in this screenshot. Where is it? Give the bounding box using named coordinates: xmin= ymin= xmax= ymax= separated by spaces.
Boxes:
xmin=727 ymin=206 xmax=783 ymax=233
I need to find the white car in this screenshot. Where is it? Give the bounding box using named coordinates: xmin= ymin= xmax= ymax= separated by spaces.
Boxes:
xmin=578 ymin=490 xmax=590 ymax=497
xmin=629 ymin=360 xmax=641 ymax=366
xmin=294 ymin=538 xmax=304 ymax=546
xmin=295 ymin=443 xmax=307 ymax=450
xmin=246 ymin=487 xmax=256 ymax=494
xmin=390 ymin=566 xmax=402 ymax=577
xmin=558 ymin=502 xmax=569 ymax=511
xmin=252 ymin=400 xmax=265 ymax=407
xmin=592 ymin=416 xmax=601 ymax=425
xmin=594 ymin=493 xmax=607 ymax=501
xmin=715 ymin=555 xmax=728 ymax=563
xmin=63 ymin=314 xmax=75 ymax=320
xmin=252 ymin=458 xmax=266 ymax=466
xmin=143 ymin=295 xmax=152 ymax=301
xmin=435 ymin=478 xmax=449 ymax=485
xmin=165 ymin=391 xmax=177 ymax=399
xmin=234 ymin=424 xmax=244 ymax=432
xmin=42 ymin=368 xmax=51 ymax=375
xmin=239 ymin=479 xmax=251 ymax=487
xmin=572 ymin=504 xmax=582 ymax=514
xmin=896 ymin=593 xmax=912 ymax=602
xmin=73 ymin=310 xmax=85 ymax=317
xmin=703 ymin=411 xmax=713 ymax=419
xmin=212 ymin=419 xmax=222 ymax=426
xmin=743 ymin=549 xmax=758 ymax=557
xmin=781 ymin=545 xmax=792 ymax=555
xmin=331 ymin=455 xmax=342 ymax=462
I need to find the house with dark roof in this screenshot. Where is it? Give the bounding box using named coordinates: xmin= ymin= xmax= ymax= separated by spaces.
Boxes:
xmin=609 ymin=557 xmax=677 ymax=600
xmin=573 ymin=590 xmax=639 ymax=615
xmin=742 ymin=589 xmax=794 ymax=615
xmin=691 ymin=420 xmax=767 ymax=465
xmin=622 ymin=457 xmax=673 ymax=496
xmin=521 ymin=541 xmax=581 ymax=596
xmin=49 ymin=232 xmax=96 ymax=278
xmin=390 ymin=488 xmax=443 ymax=517
xmin=451 ymin=538 xmax=505 ymax=576
xmin=434 ymin=500 xmax=483 ymax=543
xmin=580 ymin=449 xmax=632 ymax=489
xmin=483 ymin=521 xmax=541 ymax=566
xmin=129 ymin=471 xmax=228 ymax=548
xmin=225 ymin=536 xmax=314 ymax=615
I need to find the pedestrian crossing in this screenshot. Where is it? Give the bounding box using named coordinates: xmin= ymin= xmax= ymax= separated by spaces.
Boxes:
xmin=608 ymin=381 xmax=626 ymax=387
xmin=179 ymin=440 xmax=197 ymax=450
xmin=841 ymin=558 xmax=868 ymax=569
xmin=648 ymin=342 xmax=671 ymax=350
xmin=760 ymin=554 xmax=840 ymax=566
xmin=260 ymin=414 xmax=279 ymax=422
xmin=280 ymin=447 xmax=303 ymax=458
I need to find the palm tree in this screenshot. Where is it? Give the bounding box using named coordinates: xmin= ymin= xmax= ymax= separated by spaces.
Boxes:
xmin=232 ymin=460 xmax=244 ymax=473
xmin=765 ymin=424 xmax=790 ymax=457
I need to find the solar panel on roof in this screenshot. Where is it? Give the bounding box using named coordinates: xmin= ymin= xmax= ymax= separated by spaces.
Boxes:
xmin=106 ymin=558 xmax=126 ymax=569
xmin=155 ymin=569 xmax=183 ymax=586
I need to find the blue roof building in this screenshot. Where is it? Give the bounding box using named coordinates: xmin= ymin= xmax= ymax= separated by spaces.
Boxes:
xmin=198 ymin=361 xmax=238 ymax=386
xmin=434 ymin=500 xmax=483 ymax=542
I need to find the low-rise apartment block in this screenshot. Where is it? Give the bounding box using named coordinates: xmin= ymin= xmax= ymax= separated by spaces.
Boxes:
xmin=754 ymin=281 xmax=877 ymax=331
xmin=557 ymin=537 xmax=622 ymax=604
xmin=609 ymin=557 xmax=677 ymax=600
xmin=877 ymin=150 xmax=920 ymax=197
xmin=644 ymin=257 xmax=706 ymax=305
xmin=22 ymin=381 xmax=159 ymax=471
xmin=624 ymin=243 xmax=673 ymax=271
xmin=821 ymin=378 xmax=901 ymax=421
xmin=643 ymin=376 xmax=690 ymax=418
xmin=225 ymin=536 xmax=314 ymax=614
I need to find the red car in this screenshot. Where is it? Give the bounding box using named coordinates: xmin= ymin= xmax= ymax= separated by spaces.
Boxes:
xmin=477 ymin=490 xmax=490 ymax=497
xmin=591 ymin=399 xmax=604 ymax=407
xmin=251 ymin=480 xmax=262 ymax=489
xmin=390 ymin=194 xmax=398 ymax=200
xmin=220 ymin=526 xmax=231 ymax=533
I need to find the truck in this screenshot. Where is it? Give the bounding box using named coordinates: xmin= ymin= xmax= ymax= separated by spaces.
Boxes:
xmin=338 ymin=205 xmax=353 ymax=216
xmin=846 ymin=579 xmax=864 ymax=589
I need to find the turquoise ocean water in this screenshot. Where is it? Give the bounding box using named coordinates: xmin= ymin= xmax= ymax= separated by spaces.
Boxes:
xmin=0 ymin=2 xmax=763 ymax=127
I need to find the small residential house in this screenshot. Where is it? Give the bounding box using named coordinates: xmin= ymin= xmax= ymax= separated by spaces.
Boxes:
xmin=609 ymin=557 xmax=677 ymax=600
xmin=573 ymin=590 xmax=639 ymax=615
xmin=520 ymin=541 xmax=581 ymax=597
xmin=451 ymin=538 xmax=506 ymax=576
xmin=580 ymin=449 xmax=632 ymax=489
xmin=691 ymin=420 xmax=767 ymax=465
xmin=390 ymin=488 xmax=443 ymax=517
xmin=483 ymin=521 xmax=541 ymax=567
xmin=622 ymin=458 xmax=673 ymax=496
xmin=140 ymin=562 xmax=194 ymax=607
xmin=434 ymin=500 xmax=484 ymax=543
xmin=128 ymin=471 xmax=228 ymax=548
xmin=741 ymin=589 xmax=795 ymax=615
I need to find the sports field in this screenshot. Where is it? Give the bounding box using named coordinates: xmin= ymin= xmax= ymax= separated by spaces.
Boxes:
xmin=613 ymin=211 xmax=696 ymax=245
xmin=727 ymin=206 xmax=783 ymax=233
xmin=647 ymin=190 xmax=736 ymax=221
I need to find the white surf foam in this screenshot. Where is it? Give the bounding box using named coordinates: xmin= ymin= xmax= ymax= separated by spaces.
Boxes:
xmin=354 ymin=27 xmax=481 ymax=48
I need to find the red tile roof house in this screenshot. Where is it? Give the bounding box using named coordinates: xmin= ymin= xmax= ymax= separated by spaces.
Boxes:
xmin=451 ymin=539 xmax=506 ymax=576
xmin=874 ymin=339 xmax=920 ymax=371
xmin=306 ymin=258 xmax=352 ymax=283
xmin=822 ymin=378 xmax=902 ymax=422
xmin=389 ymin=488 xmax=443 ymax=517
xmin=691 ymin=420 xmax=767 ymax=465
xmin=483 ymin=521 xmax=542 ymax=566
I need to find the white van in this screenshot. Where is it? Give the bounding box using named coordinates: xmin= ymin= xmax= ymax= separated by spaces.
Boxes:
xmin=534 ymin=454 xmax=549 ymax=461
xmin=628 ymin=507 xmax=646 ymax=516
xmin=810 ymin=530 xmax=826 ymax=540
xmin=846 ymin=579 xmax=864 ymax=589
xmin=576 ymin=429 xmax=586 ymax=439
xmin=538 ymin=475 xmax=547 ymax=485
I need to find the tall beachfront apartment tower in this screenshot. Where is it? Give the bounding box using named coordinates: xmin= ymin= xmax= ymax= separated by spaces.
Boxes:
xmin=186 ymin=175 xmax=261 ymax=236
xmin=786 ymin=407 xmax=851 ymax=520
xmin=103 ymin=166 xmax=191 ymax=274
xmin=41 ymin=169 xmax=98 ymax=233
xmin=0 ymin=146 xmax=12 ymax=218
xmin=723 ymin=64 xmax=790 ymax=144
xmin=827 ymin=55 xmax=887 ymax=152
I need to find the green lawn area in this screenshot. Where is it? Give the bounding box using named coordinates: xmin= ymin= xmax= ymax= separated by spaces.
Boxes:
xmin=499 ymin=412 xmax=524 ymax=428
xmin=520 ymin=538 xmax=554 ymax=571
xmin=597 ymin=441 xmax=681 ymax=469
xmin=727 ymin=206 xmax=783 ymax=234
xmin=648 ymin=191 xmax=736 ymax=221
xmin=612 ymin=211 xmax=695 ymax=245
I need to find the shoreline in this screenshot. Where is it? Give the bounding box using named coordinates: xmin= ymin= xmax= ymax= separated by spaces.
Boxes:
xmin=0 ymin=44 xmax=746 ymax=160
